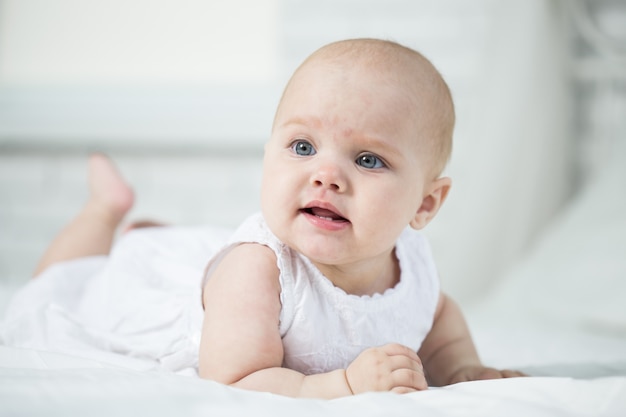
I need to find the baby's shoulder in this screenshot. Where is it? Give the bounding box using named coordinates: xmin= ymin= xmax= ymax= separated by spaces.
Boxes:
xmin=203 ymin=242 xmax=281 ymax=304
xmin=223 ymin=242 xmax=279 ymax=270
xmin=208 ymin=242 xmax=278 ymax=279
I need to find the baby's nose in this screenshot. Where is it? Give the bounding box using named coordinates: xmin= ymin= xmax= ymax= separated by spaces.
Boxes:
xmin=310 ymin=162 xmax=347 ymax=192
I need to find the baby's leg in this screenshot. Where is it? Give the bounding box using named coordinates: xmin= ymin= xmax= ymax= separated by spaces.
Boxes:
xmin=33 ymin=154 xmax=134 ymax=277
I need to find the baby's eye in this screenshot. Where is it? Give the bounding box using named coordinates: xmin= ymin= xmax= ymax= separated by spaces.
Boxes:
xmin=291 ymin=140 xmax=316 ymax=156
xmin=356 ymin=154 xmax=385 ymax=169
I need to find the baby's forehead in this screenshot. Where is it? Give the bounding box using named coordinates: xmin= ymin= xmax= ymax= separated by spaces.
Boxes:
xmin=276 ymin=40 xmax=454 ymax=174
xmin=283 ymin=56 xmax=441 ymax=132
xmin=300 ymin=51 xmax=444 ymax=114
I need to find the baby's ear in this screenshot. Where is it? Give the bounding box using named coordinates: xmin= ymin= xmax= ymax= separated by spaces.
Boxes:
xmin=410 ymin=177 xmax=451 ymax=230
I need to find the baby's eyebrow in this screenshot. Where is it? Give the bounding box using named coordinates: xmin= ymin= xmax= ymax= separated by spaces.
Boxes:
xmin=279 ymin=116 xmax=323 ymax=130
xmin=357 ymin=135 xmax=403 ymax=159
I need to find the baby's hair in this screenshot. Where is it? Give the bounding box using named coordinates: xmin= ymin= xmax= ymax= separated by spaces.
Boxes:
xmin=276 ymin=38 xmax=455 ymax=178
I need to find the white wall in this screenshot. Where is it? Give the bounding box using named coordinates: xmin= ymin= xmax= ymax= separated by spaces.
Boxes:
xmin=0 ymin=0 xmax=280 ymax=146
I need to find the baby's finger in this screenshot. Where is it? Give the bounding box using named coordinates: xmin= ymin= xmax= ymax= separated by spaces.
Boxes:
xmin=391 ymin=368 xmax=428 ymax=391
xmin=381 ymin=343 xmax=422 ymax=364
xmin=502 ymin=369 xmax=526 ymax=378
xmin=388 ymin=355 xmax=423 ymax=373
xmin=391 ymin=386 xmax=418 ymax=395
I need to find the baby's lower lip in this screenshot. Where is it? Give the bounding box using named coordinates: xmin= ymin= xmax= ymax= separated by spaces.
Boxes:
xmin=300 ymin=209 xmax=350 ymax=231
xmin=302 ymin=207 xmax=347 ymax=221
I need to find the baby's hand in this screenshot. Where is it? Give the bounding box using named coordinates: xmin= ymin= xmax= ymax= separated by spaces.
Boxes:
xmin=345 ymin=343 xmax=427 ymax=394
xmin=448 ymin=365 xmax=526 ymax=384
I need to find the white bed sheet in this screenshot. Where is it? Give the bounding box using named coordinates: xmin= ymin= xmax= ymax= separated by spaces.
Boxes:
xmin=0 ymin=345 xmax=624 ymax=417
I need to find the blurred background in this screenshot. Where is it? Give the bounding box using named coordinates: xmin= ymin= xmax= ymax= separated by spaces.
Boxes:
xmin=1 ymin=0 xmax=625 ymax=307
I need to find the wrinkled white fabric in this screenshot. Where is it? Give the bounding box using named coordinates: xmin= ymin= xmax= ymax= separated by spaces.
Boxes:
xmin=0 ymin=225 xmax=231 ymax=374
xmin=204 ymin=213 xmax=440 ymax=375
xmin=2 ymin=345 xmax=626 ymax=417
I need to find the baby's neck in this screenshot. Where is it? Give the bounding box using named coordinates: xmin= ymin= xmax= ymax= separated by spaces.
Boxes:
xmin=313 ymin=249 xmax=400 ymax=296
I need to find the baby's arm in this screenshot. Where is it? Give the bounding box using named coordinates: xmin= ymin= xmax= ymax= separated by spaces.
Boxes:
xmin=418 ymin=293 xmax=524 ymax=386
xmin=199 ymin=243 xmax=425 ymax=398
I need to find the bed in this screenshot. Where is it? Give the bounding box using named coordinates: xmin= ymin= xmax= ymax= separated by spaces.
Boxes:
xmin=1 ymin=150 xmax=626 ymax=417
xmin=0 ymin=347 xmax=624 ymax=417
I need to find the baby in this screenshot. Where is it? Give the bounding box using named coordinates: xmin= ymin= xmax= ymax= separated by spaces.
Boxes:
xmin=11 ymin=39 xmax=523 ymax=398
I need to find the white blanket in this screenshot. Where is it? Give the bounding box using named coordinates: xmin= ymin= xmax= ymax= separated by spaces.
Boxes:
xmin=0 ymin=346 xmax=624 ymax=417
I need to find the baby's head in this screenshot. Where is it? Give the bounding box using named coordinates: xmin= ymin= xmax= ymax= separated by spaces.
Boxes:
xmin=261 ymin=39 xmax=454 ymax=268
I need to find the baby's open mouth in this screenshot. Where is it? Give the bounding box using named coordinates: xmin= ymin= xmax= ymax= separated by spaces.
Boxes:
xmin=301 ymin=207 xmax=349 ymax=222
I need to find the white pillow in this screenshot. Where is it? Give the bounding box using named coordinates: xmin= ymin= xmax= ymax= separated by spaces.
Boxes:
xmin=481 ymin=142 xmax=626 ymax=335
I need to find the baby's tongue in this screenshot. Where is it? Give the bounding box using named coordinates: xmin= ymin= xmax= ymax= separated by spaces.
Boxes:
xmin=310 ymin=207 xmax=342 ymax=220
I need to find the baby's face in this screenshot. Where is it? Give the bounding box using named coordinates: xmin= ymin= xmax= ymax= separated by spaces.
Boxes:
xmin=261 ymin=60 xmax=433 ymax=268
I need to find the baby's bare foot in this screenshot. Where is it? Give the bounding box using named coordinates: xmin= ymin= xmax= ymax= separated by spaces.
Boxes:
xmin=87 ymin=154 xmax=134 ymax=223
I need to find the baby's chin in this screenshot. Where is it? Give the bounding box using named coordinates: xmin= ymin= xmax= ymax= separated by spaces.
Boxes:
xmin=301 ymin=249 xmax=344 ymax=264
xmin=292 ymin=239 xmax=356 ymax=268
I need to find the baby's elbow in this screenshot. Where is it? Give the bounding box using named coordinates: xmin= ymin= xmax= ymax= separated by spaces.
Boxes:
xmin=199 ymin=358 xmax=261 ymax=387
xmin=198 ymin=362 xmax=212 ymax=380
xmin=198 ymin=357 xmax=232 ymax=382
xmin=199 ymin=363 xmax=236 ymax=385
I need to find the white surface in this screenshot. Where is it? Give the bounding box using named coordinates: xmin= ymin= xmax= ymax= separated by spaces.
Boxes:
xmin=0 ymin=346 xmax=624 ymax=417
xmin=0 ymin=0 xmax=278 ymax=84
xmin=426 ymin=0 xmax=572 ymax=302
xmin=0 ymin=224 xmax=235 ymax=375
xmin=466 ymin=137 xmax=626 ymax=369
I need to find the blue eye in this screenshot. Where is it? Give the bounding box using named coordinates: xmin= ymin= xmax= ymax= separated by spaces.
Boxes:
xmin=356 ymin=154 xmax=385 ymax=169
xmin=291 ymin=140 xmax=316 ymax=156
